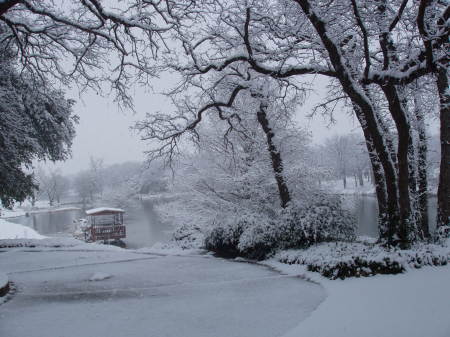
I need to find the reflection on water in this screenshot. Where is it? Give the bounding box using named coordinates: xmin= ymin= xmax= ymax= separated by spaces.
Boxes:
xmin=123 ymin=200 xmax=173 ymax=249
xmin=7 ymin=201 xmax=173 ymax=248
xmin=8 ymin=209 xmax=85 ymax=235
xmin=341 ymin=195 xmax=438 ymax=238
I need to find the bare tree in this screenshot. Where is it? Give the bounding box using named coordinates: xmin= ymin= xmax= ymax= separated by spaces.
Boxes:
xmin=135 ymin=0 xmax=448 ymax=246
xmin=0 ymin=0 xmax=195 ymax=106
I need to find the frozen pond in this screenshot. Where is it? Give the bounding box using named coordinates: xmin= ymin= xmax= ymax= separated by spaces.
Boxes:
xmin=0 ymin=250 xmax=325 ymax=337
xmin=7 ymin=200 xmax=172 ymax=248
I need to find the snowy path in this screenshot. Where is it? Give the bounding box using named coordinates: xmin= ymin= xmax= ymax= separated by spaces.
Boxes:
xmin=0 ymin=249 xmax=325 ymax=337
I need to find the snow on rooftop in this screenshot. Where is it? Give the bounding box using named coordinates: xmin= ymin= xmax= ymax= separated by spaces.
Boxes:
xmin=85 ymin=207 xmax=125 ymax=215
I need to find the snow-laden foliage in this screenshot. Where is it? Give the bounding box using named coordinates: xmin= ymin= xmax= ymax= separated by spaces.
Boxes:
xmin=135 ymin=0 xmax=448 ymax=247
xmin=277 ymin=240 xmax=450 ymax=280
xmin=0 ymin=51 xmax=77 ymax=208
xmin=205 ymin=196 xmax=356 ymax=260
xmin=436 ymin=226 xmax=450 ymax=245
xmin=171 ymin=224 xmax=205 ymax=250
xmin=156 ymin=112 xmax=355 ymax=258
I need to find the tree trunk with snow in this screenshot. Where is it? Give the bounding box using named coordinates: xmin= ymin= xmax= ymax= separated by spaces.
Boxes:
xmin=294 ymin=0 xmax=404 ymax=244
xmin=414 ymin=93 xmax=430 ymax=238
xmin=437 ymin=67 xmax=450 ymax=228
xmin=380 ymin=84 xmax=416 ymax=246
xmin=358 ymin=171 xmax=364 ymax=187
xmin=256 ymin=101 xmax=291 ymax=208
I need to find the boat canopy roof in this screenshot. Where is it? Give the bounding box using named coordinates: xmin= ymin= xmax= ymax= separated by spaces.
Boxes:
xmin=85 ymin=207 xmax=125 ymax=216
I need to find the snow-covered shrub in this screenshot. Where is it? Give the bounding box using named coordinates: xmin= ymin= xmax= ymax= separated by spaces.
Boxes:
xmin=204 ymin=195 xmax=357 ymax=260
xmin=204 ymin=220 xmax=248 ymax=258
xmin=277 ymin=195 xmax=356 ymax=247
xmin=277 ymin=241 xmax=450 ymax=279
xmin=172 ymin=224 xmax=205 ymax=249
xmin=237 ymin=218 xmax=284 ymax=260
xmin=435 ymin=225 xmax=450 ymax=244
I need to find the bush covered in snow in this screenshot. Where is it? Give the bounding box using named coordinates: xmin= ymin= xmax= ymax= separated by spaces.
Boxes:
xmin=204 ymin=196 xmax=356 ymax=260
xmin=435 ymin=225 xmax=450 ymax=244
xmin=172 ymin=224 xmax=205 ymax=250
xmin=205 ymin=220 xmax=248 ymax=257
xmin=277 ymin=240 xmax=450 ymax=279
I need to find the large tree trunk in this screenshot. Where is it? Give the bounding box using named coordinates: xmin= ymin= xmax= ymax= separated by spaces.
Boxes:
xmin=380 ymin=85 xmax=417 ymax=246
xmin=360 ymin=124 xmax=389 ymax=239
xmin=414 ymin=94 xmax=430 ymax=238
xmin=294 ymin=0 xmax=402 ymax=244
xmin=376 ymin=1 xmax=418 ymax=246
xmin=437 ymin=67 xmax=450 ymax=228
xmin=256 ymin=101 xmax=291 ymax=208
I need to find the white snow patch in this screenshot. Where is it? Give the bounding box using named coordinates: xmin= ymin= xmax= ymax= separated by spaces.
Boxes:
xmin=262 ymin=261 xmax=450 ymax=337
xmin=0 ymin=208 xmax=26 ymax=218
xmin=0 ymin=219 xmax=46 ymax=239
xmin=136 ymin=242 xmax=205 ymax=256
xmin=85 ymin=207 xmax=124 ymax=215
xmin=88 ymin=272 xmax=113 ymax=282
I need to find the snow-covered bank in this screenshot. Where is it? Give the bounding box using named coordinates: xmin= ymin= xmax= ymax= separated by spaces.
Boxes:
xmin=264 ymin=260 xmax=450 ymax=337
xmin=275 ymin=240 xmax=450 ymax=279
xmin=0 ymin=219 xmax=46 ymax=240
xmin=0 ymin=201 xmax=82 ymax=219
xmin=322 ymin=178 xmax=438 ymax=196
xmin=26 ymin=206 xmax=82 ymax=215
xmin=322 ymin=178 xmax=376 ymax=195
xmin=0 ymin=208 xmax=26 ymax=219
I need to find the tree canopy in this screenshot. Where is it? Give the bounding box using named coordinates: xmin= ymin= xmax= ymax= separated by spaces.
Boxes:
xmin=0 ymin=50 xmax=76 ymax=207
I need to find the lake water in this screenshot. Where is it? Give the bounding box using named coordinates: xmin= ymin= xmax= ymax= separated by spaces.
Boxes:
xmin=7 ymin=200 xmax=173 ymax=249
xmin=7 ymin=196 xmax=438 ymax=247
xmin=341 ymin=194 xmax=438 ymax=237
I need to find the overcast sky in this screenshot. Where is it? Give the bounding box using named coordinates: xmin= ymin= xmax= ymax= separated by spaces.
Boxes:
xmin=42 ymin=75 xmax=436 ymax=175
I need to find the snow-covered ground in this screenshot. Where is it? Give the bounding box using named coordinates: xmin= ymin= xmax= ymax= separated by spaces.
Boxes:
xmin=266 ymin=261 xmax=450 ymax=337
xmin=0 ymin=208 xmax=26 ymax=219
xmin=0 ymin=219 xmax=46 ymax=240
xmin=0 ymin=241 xmax=324 ymax=337
xmin=1 ymin=222 xmax=449 ymax=337
xmin=0 ymin=199 xmax=81 ymax=219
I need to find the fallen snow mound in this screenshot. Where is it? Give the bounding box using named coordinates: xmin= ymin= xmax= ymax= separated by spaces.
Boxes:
xmin=88 ymin=272 xmax=113 ymax=281
xmin=0 ymin=219 xmax=45 ymax=240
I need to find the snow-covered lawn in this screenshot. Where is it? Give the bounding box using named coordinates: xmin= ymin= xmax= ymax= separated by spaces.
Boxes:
xmin=0 ymin=243 xmax=324 ymax=337
xmin=0 ymin=219 xmax=46 ymax=240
